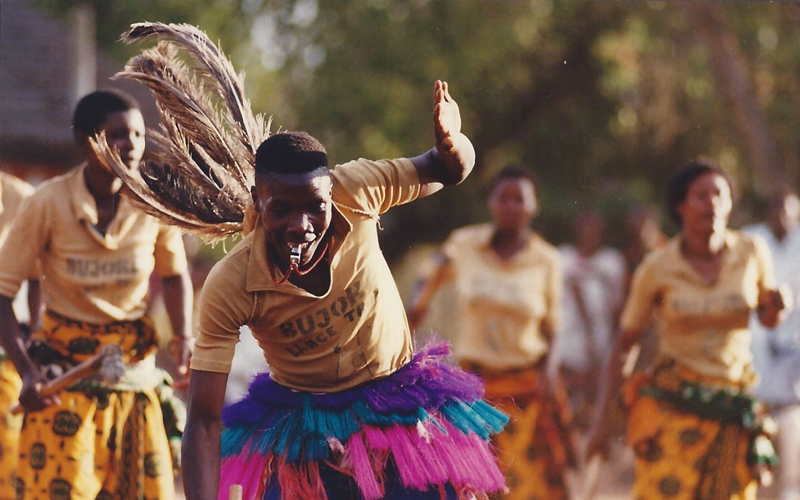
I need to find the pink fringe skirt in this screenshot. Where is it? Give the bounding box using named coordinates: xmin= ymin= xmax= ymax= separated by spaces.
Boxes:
xmin=219 ymin=343 xmax=508 ymax=500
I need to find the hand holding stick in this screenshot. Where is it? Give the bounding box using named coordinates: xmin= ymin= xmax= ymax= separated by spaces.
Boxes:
xmin=11 ymin=344 xmax=125 ymax=415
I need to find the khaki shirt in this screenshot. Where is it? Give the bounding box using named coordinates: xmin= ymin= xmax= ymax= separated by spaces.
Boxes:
xmin=0 ymin=165 xmax=188 ymax=324
xmin=0 ymin=171 xmax=35 ymax=251
xmin=440 ymin=224 xmax=562 ymax=369
xmin=620 ymin=231 xmax=775 ymax=383
xmin=192 ymin=158 xmax=420 ymax=392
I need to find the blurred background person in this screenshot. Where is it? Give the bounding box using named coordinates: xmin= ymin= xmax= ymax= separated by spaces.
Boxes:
xmin=742 ymin=190 xmax=800 ymax=500
xmin=0 ymin=90 xmax=193 ymax=500
xmin=587 ymin=159 xmax=788 ymax=500
xmin=553 ymin=208 xmax=626 ymax=426
xmin=408 ymin=165 xmax=575 ymax=500
xmin=0 ymin=170 xmax=42 ymax=500
xmin=622 ymin=203 xmax=669 ymax=373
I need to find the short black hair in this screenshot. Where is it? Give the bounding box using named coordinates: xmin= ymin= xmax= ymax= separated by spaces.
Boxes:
xmin=666 ymin=157 xmax=736 ymax=224
xmin=255 ymin=132 xmax=328 ymax=178
xmin=488 ymin=164 xmax=538 ymax=197
xmin=72 ymin=89 xmax=140 ymax=136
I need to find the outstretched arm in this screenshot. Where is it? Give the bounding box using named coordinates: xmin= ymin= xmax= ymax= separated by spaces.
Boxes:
xmin=411 ymin=80 xmax=476 ymax=198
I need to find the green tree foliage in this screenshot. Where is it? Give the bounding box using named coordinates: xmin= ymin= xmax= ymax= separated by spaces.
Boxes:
xmin=31 ymin=0 xmax=800 ymax=257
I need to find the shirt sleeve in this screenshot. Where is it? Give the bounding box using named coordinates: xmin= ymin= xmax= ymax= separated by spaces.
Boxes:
xmin=153 ymin=224 xmax=189 ymax=277
xmin=0 ymin=194 xmax=48 ymax=299
xmin=619 ymin=254 xmax=660 ymax=332
xmin=191 ymin=259 xmax=252 ymax=374
xmin=331 ymin=158 xmax=422 ymax=216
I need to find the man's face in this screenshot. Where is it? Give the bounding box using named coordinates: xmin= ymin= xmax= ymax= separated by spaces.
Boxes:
xmin=252 ymin=168 xmax=333 ymax=268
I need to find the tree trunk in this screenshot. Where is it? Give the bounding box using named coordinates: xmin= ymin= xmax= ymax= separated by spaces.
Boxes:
xmin=685 ymin=2 xmax=787 ymax=196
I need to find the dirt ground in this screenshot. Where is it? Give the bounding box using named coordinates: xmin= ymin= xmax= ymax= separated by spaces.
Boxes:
xmin=173 ymin=441 xmax=781 ymax=500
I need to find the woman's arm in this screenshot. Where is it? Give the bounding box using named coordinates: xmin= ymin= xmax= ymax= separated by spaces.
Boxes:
xmin=0 ymin=295 xmax=55 ymax=411
xmin=26 ymin=279 xmax=43 ymax=334
xmin=183 ymin=369 xmax=229 ymax=500
xmin=162 ymin=271 xmax=195 ymax=375
xmin=585 ymin=327 xmax=644 ymax=458
xmin=756 ymin=285 xmax=791 ymax=329
xmin=406 ymin=254 xmax=451 ymax=333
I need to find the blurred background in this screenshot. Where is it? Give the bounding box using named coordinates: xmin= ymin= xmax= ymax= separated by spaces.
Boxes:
xmin=4 ymin=2 xmax=800 ymax=497
xmin=4 ymin=0 xmax=800 ymax=258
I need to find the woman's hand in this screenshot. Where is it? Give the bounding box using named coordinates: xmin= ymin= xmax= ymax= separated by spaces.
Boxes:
xmin=173 ymin=336 xmax=195 ymax=378
xmin=19 ymin=370 xmax=59 ymax=412
xmin=757 ymin=285 xmax=792 ymax=329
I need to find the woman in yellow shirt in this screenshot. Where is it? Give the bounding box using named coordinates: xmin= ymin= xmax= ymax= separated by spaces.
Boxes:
xmin=0 ymin=90 xmax=193 ymax=500
xmin=586 ymin=159 xmax=789 ymax=500
xmin=408 ymin=165 xmax=574 ymax=500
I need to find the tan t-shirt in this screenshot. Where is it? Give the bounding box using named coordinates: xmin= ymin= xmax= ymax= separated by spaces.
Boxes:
xmin=0 ymin=171 xmax=35 ymax=251
xmin=192 ymin=158 xmax=420 ymax=392
xmin=0 ymin=165 xmax=188 ymax=324
xmin=440 ymin=224 xmax=561 ymax=370
xmin=620 ymin=231 xmax=775 ymax=383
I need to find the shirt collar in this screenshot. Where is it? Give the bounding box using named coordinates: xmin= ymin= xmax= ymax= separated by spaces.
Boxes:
xmin=69 ymin=163 xmax=138 ymax=249
xmin=245 ymin=202 xmax=353 ymax=292
xmin=478 ymin=225 xmax=535 ymax=253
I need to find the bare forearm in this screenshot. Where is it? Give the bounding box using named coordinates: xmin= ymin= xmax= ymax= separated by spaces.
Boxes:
xmin=592 ymin=331 xmax=639 ymax=423
xmin=0 ymin=296 xmax=38 ymax=380
xmin=183 ymin=369 xmax=229 ymax=500
xmin=182 ymin=416 xmax=222 ymax=500
xmin=162 ymin=272 xmax=193 ymax=340
xmin=26 ymin=279 xmax=43 ymax=333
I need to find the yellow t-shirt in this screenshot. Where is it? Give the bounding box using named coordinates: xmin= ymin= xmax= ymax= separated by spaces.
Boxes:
xmin=620 ymin=231 xmax=775 ymax=383
xmin=0 ymin=171 xmax=35 ymax=251
xmin=0 ymin=164 xmax=188 ymax=324
xmin=440 ymin=224 xmax=561 ymax=370
xmin=192 ymin=158 xmax=420 ymax=392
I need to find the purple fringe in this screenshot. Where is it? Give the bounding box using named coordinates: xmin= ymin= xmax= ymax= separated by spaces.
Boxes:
xmin=222 ymin=343 xmax=485 ymax=427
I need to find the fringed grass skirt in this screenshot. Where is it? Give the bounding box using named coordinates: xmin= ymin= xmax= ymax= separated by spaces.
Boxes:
xmin=219 ymin=343 xmax=509 ymax=500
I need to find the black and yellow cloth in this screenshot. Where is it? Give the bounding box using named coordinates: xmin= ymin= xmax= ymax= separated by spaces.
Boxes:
xmin=0 ymin=357 xmax=23 ymax=500
xmin=16 ymin=312 xmax=176 ymax=500
xmin=472 ymin=363 xmax=576 ymax=500
xmin=625 ymin=358 xmax=777 ymax=500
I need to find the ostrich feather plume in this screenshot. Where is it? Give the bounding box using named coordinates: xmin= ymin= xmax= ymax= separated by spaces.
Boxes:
xmin=90 ymin=22 xmax=271 ymax=241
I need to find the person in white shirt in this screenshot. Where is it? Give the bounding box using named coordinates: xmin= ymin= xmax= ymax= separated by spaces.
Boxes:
xmin=553 ymin=208 xmax=626 ymax=423
xmin=742 ymin=190 xmax=800 ymax=500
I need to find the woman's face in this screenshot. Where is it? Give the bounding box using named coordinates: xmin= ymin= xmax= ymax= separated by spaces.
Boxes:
xmin=488 ymin=177 xmax=538 ymax=232
xmin=677 ymin=172 xmax=732 ymax=235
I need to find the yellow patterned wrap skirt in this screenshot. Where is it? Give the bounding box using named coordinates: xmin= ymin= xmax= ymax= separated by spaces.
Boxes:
xmin=469 ymin=363 xmax=576 ymax=500
xmin=0 ymin=357 xmax=23 ymax=500
xmin=625 ymin=358 xmax=776 ymax=500
xmin=15 ymin=312 xmax=175 ymax=500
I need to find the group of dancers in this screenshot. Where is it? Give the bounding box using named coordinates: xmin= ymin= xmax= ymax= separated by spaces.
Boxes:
xmin=0 ymin=22 xmax=795 ymax=500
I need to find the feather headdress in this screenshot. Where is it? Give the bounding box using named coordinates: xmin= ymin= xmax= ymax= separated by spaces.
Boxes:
xmin=91 ymin=22 xmax=270 ymax=241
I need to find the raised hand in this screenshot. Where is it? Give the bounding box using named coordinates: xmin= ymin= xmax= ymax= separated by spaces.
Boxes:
xmin=430 ymin=80 xmax=474 ymax=186
xmin=433 ymin=80 xmax=461 ymax=154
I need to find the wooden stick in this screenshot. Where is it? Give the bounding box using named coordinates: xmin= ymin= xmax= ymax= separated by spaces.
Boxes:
xmin=229 ymin=484 xmax=242 ymax=500
xmin=10 ymin=344 xmax=124 ymax=415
